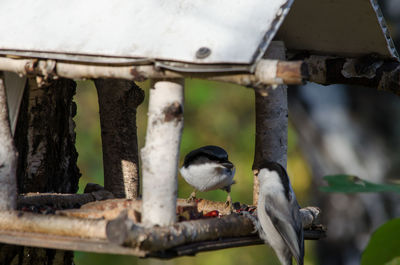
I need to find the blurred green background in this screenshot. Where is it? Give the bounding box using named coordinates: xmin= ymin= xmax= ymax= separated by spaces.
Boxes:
xmin=73 ymin=79 xmax=315 ymax=265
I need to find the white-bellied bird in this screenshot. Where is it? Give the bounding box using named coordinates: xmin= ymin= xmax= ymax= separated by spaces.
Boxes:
xmin=180 ymin=145 xmax=235 ymax=206
xmin=256 ymin=161 xmax=304 ymax=265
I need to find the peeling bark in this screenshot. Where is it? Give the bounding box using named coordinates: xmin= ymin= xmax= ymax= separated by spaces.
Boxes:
xmin=0 ymin=77 xmax=80 ymax=265
xmin=0 ymin=57 xmax=308 ymax=87
xmin=14 ymin=78 xmax=80 ymax=193
xmin=252 ymin=41 xmax=288 ymax=205
xmin=141 ymin=79 xmax=184 ymax=226
xmin=94 ymin=79 xmax=144 ymax=199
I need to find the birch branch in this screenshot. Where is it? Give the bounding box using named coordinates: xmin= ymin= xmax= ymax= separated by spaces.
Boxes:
xmin=0 ymin=76 xmax=17 ymax=210
xmin=141 ymin=80 xmax=184 ymax=226
xmin=0 ymin=57 xmax=305 ymax=87
xmin=1 ymin=55 xmax=400 ymax=94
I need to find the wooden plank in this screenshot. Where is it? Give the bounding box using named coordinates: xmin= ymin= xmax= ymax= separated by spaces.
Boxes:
xmin=0 ymin=229 xmax=147 ymax=256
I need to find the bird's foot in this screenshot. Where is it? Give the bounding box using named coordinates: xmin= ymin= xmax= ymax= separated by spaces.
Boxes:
xmin=225 ymin=194 xmax=234 ymax=214
xmin=186 ymin=191 xmax=197 ymax=203
xmin=241 ymin=211 xmax=261 ymax=234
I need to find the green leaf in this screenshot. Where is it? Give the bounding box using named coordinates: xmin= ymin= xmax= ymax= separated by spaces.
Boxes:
xmin=362 ymin=219 xmax=400 ymax=265
xmin=319 ymin=175 xmax=400 ymax=193
xmin=386 ymin=257 xmax=400 ymax=265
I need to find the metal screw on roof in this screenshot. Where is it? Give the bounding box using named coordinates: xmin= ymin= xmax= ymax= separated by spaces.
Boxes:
xmin=196 ymin=47 xmax=211 ymax=59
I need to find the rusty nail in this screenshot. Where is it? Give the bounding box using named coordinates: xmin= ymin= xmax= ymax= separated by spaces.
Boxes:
xmin=196 ymin=47 xmax=211 ymax=59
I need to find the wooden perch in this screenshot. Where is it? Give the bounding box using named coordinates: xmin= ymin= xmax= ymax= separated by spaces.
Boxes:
xmin=94 ymin=79 xmax=144 ymax=199
xmin=0 ymin=57 xmax=305 ymax=87
xmin=141 ymin=80 xmax=184 ymax=226
xmin=252 ymin=41 xmax=288 ymax=205
xmin=18 ymin=195 xmax=320 ymax=229
xmin=17 ymin=190 xmax=114 ymax=209
xmin=1 ymin=54 xmax=399 ymax=94
xmin=0 ymin=211 xmax=107 ymax=239
xmin=106 ymin=210 xmax=325 ymax=253
xmin=0 ymin=76 xmax=18 ymax=210
xmin=0 ymin=196 xmax=323 ymax=257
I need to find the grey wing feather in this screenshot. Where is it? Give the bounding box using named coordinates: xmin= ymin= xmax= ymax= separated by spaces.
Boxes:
xmin=264 ymin=195 xmax=304 ymax=265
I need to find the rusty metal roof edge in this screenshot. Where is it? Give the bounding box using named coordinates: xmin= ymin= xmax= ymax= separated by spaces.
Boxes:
xmin=0 ymin=50 xmax=153 ymax=65
xmin=370 ymin=0 xmax=399 ymax=60
xmin=250 ymin=0 xmax=294 ymax=72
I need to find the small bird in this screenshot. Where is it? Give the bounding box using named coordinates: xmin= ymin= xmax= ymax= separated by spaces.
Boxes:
xmin=256 ymin=161 xmax=304 ymax=265
xmin=180 ymin=145 xmax=235 ymax=206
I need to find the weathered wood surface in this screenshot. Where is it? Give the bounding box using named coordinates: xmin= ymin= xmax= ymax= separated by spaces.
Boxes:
xmin=19 ymin=196 xmax=320 ymax=229
xmin=0 ymin=196 xmax=323 ymax=257
xmin=94 ymin=79 xmax=144 ymax=199
xmin=253 ymin=42 xmax=288 ymax=205
xmin=106 ymin=212 xmax=325 ymax=252
xmin=17 ymin=191 xmax=113 ymax=209
xmin=0 ymin=229 xmax=146 ymax=256
xmin=0 ymin=57 xmax=305 ymax=87
xmin=1 ymin=55 xmax=400 ymax=95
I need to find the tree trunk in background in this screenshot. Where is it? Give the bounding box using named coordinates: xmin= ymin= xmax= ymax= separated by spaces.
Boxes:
xmin=289 ymin=83 xmax=399 ymax=265
xmin=289 ymin=2 xmax=400 ymax=264
xmin=0 ymin=78 xmax=80 ymax=265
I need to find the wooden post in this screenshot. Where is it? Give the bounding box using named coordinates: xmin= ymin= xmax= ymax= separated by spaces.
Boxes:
xmin=252 ymin=41 xmax=288 ymax=205
xmin=0 ymin=75 xmax=17 ymax=210
xmin=95 ymin=79 xmax=144 ymax=199
xmin=141 ymin=79 xmax=184 ymax=226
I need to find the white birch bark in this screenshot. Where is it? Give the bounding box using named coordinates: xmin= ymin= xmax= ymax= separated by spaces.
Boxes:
xmin=0 ymin=76 xmax=17 ymax=210
xmin=141 ymin=79 xmax=184 ymax=226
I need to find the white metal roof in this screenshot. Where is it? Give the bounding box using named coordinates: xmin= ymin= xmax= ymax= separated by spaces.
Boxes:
xmin=0 ymin=0 xmax=396 ymax=66
xmin=0 ymin=0 xmax=292 ymax=65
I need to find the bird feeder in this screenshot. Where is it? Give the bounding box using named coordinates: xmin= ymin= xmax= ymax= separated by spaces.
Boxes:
xmin=0 ymin=0 xmax=397 ymax=258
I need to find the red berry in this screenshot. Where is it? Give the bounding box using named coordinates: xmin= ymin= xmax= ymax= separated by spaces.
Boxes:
xmin=204 ymin=210 xmax=219 ymax=217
